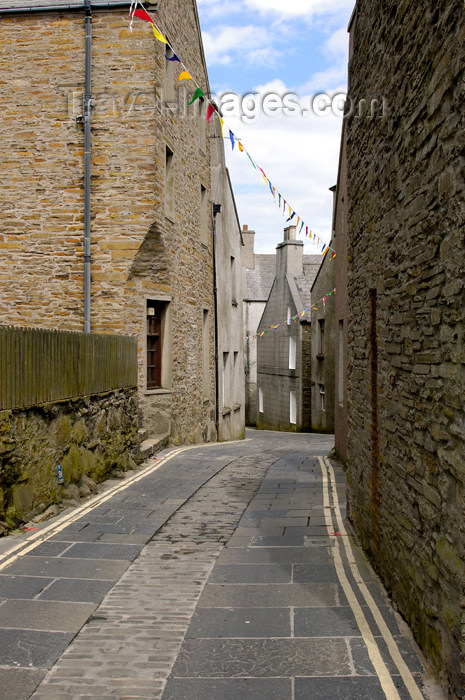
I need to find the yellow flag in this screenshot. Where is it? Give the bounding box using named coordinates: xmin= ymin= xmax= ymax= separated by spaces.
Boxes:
xmin=219 ymin=117 xmax=225 ymax=137
xmin=238 ymin=142 xmax=244 ymax=152
xmin=153 ymin=25 xmax=168 ymax=44
xmin=178 ymin=71 xmax=192 ymax=82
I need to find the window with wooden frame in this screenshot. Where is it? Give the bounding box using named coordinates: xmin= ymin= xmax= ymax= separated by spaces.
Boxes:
xmin=146 ymin=300 xmax=166 ymax=389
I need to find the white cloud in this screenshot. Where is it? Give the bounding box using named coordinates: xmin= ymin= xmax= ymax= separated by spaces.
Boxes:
xmin=202 ymin=25 xmax=275 ymax=67
xmin=299 ymin=26 xmax=349 ymax=93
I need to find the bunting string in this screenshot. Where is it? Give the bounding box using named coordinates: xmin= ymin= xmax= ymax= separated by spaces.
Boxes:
xmin=245 ymin=289 xmax=336 ymax=341
xmin=129 ymin=2 xmax=336 ymax=259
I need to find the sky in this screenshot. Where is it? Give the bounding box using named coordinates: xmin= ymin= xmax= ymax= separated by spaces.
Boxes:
xmin=196 ymin=0 xmax=355 ymax=254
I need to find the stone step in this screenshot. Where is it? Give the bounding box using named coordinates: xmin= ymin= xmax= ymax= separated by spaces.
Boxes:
xmin=138 ymin=427 xmax=149 ymax=442
xmin=140 ymin=433 xmax=170 ymax=460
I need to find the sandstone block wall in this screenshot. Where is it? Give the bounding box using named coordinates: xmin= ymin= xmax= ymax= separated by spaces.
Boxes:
xmin=346 ymin=1 xmax=465 ymax=695
xmin=0 ymin=388 xmax=140 ymax=527
xmin=0 ymin=0 xmax=216 ymax=444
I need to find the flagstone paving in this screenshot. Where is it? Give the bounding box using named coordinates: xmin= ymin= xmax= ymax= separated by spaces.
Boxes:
xmin=0 ymin=431 xmax=444 ymax=700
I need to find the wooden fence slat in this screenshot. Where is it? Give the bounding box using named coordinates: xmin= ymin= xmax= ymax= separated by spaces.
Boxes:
xmin=0 ymin=326 xmax=137 ymax=410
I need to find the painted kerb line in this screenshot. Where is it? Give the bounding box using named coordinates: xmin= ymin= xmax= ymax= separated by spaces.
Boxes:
xmin=323 ymin=456 xmax=425 ymax=700
xmin=0 ymin=439 xmax=250 ymax=572
xmin=319 ymin=456 xmax=403 ymax=700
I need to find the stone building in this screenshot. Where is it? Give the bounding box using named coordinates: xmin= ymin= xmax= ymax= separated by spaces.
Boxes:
xmin=310 ymin=238 xmax=336 ymax=433
xmin=0 ymin=0 xmax=228 ymax=447
xmin=256 ymin=226 xmax=320 ymax=431
xmin=241 ymin=226 xmax=275 ymax=425
xmin=210 ymin=119 xmax=245 ymax=441
xmin=345 ymin=1 xmax=465 ymax=695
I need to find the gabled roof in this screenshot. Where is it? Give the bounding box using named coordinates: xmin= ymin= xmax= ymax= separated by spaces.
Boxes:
xmin=245 ymin=254 xmax=275 ymax=302
xmin=295 ymin=255 xmax=322 ymax=309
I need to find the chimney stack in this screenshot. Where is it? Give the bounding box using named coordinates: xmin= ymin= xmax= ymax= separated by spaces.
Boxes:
xmin=276 ymin=225 xmax=303 ymax=277
xmin=241 ymin=224 xmax=255 ymax=269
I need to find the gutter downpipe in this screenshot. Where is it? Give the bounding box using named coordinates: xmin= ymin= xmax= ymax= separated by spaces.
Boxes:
xmin=83 ymin=0 xmax=92 ymax=333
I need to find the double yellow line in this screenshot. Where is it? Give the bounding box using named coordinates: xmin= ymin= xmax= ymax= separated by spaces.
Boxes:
xmin=318 ymin=456 xmax=424 ymax=700
xmin=0 ymin=439 xmax=249 ymax=573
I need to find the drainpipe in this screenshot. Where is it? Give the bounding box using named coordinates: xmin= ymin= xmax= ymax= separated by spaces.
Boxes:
xmin=83 ymin=0 xmax=92 ymax=333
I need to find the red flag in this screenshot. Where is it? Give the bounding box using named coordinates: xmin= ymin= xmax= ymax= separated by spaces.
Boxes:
xmin=206 ymin=103 xmax=215 ymax=123
xmin=133 ymin=8 xmax=153 ymax=23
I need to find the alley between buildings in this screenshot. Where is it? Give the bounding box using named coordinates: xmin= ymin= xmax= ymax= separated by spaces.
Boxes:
xmin=0 ymin=430 xmax=444 ymax=700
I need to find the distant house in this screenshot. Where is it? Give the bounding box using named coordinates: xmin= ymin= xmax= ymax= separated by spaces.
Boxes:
xmin=241 ymin=226 xmax=275 ymax=425
xmin=256 ymin=226 xmax=320 ymax=431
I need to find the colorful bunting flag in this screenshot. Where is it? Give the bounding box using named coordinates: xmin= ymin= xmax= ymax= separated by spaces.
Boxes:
xmin=229 ymin=130 xmax=235 ymax=150
xmin=178 ymin=71 xmax=192 ymax=82
xmin=188 ymin=87 xmax=203 ymax=104
xmin=238 ymin=142 xmax=244 ymax=152
xmin=206 ymin=103 xmax=215 ymax=122
xmin=152 ymin=25 xmax=168 ymax=44
xmin=165 ymin=51 xmax=180 ymax=62
xmin=133 ymin=7 xmax=153 ymax=23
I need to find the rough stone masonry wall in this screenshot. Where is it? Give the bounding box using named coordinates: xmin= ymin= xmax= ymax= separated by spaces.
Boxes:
xmin=346 ymin=1 xmax=465 ymax=696
xmin=0 ymin=0 xmax=216 ymax=444
xmin=0 ymin=388 xmax=140 ymax=528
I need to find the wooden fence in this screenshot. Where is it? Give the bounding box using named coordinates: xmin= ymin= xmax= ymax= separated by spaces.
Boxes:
xmin=0 ymin=326 xmax=138 ymax=410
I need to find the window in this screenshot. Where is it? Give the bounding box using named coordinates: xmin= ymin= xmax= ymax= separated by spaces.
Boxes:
xmin=290 ymin=390 xmax=297 ymax=424
xmin=163 ymin=46 xmax=176 ymax=110
xmin=146 ymin=300 xmax=168 ymax=389
xmin=200 ymin=184 xmax=208 ymax=244
xmin=289 ymin=336 xmax=296 ymax=370
xmin=319 ymin=384 xmax=326 ymax=412
xmin=223 ymin=352 xmax=230 ymax=408
xmin=258 ymin=387 xmax=264 ymax=413
xmin=338 ymin=320 xmax=344 ymax=404
xmin=287 ymin=306 xmax=292 ymax=325
xmin=165 ymin=146 xmax=174 ymax=220
xmin=233 ymin=351 xmax=238 ymax=404
xmin=318 ymin=319 xmax=325 ymax=356
xmin=199 ymin=99 xmax=207 ymax=152
xmin=230 ymin=256 xmax=237 ymax=304
xmin=203 ymin=309 xmax=210 ymax=398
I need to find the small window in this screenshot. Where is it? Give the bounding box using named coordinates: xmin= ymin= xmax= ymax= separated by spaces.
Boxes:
xmin=290 ymin=390 xmax=297 ymax=424
xmin=203 ymin=309 xmax=210 ymax=397
xmin=147 ymin=300 xmax=166 ymax=389
xmin=338 ymin=320 xmax=344 ymax=404
xmin=318 ymin=319 xmax=325 ymax=356
xmin=319 ymin=384 xmax=326 ymax=412
xmin=200 ymin=184 xmax=208 ymax=244
xmin=231 ymin=256 xmax=237 ymax=304
xmin=233 ymin=351 xmax=238 ymax=403
xmin=289 ymin=336 xmax=296 ymax=370
xmin=258 ymin=387 xmax=264 ymax=413
xmin=223 ymin=351 xmax=230 ymax=408
xmin=287 ymin=306 xmax=292 ymax=325
xmin=165 ymin=146 xmax=174 ymax=220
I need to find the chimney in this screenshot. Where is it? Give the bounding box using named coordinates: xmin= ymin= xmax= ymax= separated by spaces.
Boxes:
xmin=276 ymin=225 xmax=303 ymax=277
xmin=241 ymin=224 xmax=255 ymax=269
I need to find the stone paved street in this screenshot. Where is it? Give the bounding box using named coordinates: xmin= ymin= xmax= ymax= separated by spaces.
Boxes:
xmin=0 ymin=430 xmax=444 ymax=700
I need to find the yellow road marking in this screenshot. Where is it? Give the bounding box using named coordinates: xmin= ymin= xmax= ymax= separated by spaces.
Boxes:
xmin=323 ymin=457 xmax=424 ymax=700
xmin=318 ymin=456 xmax=402 ymax=700
xmin=0 ymin=439 xmax=249 ymax=572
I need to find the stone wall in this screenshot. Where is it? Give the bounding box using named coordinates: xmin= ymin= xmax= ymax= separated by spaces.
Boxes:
xmin=0 ymin=0 xmax=217 ymax=445
xmin=346 ymin=1 xmax=465 ymax=695
xmin=0 ymin=388 xmax=140 ymax=528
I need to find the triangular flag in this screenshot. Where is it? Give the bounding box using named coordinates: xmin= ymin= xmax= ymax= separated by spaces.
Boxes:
xmin=268 ymin=180 xmax=274 ymax=196
xmin=188 ymin=87 xmax=204 ymax=104
xmin=178 ymin=71 xmax=192 ymax=82
xmin=278 ymin=194 xmax=282 ymax=206
xmin=219 ymin=117 xmax=225 ymax=137
xmin=286 ymin=212 xmax=296 ymax=222
xmin=152 ymin=25 xmax=168 ymax=44
xmin=133 ymin=7 xmax=153 ymax=22
xmin=331 ymin=250 xmax=336 ymax=259
xmin=299 ymin=221 xmax=304 ymax=233
xmin=246 ymin=151 xmax=256 ymax=168
xmin=238 ymin=141 xmax=244 ymax=152
xmin=165 ymin=51 xmax=180 ymax=62
xmin=229 ymin=130 xmax=235 ymax=150
xmin=206 ymin=103 xmax=215 ymax=122
xmin=322 ymin=243 xmax=328 ymax=253
xmin=296 ymin=216 xmax=300 ymax=227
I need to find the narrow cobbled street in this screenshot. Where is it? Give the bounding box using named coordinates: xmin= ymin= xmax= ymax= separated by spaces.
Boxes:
xmin=0 ymin=430 xmax=442 ymax=700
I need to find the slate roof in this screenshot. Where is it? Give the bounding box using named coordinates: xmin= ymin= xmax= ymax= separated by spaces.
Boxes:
xmin=295 ymin=255 xmax=323 ymax=308
xmin=245 ymin=254 xmax=275 ymax=302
